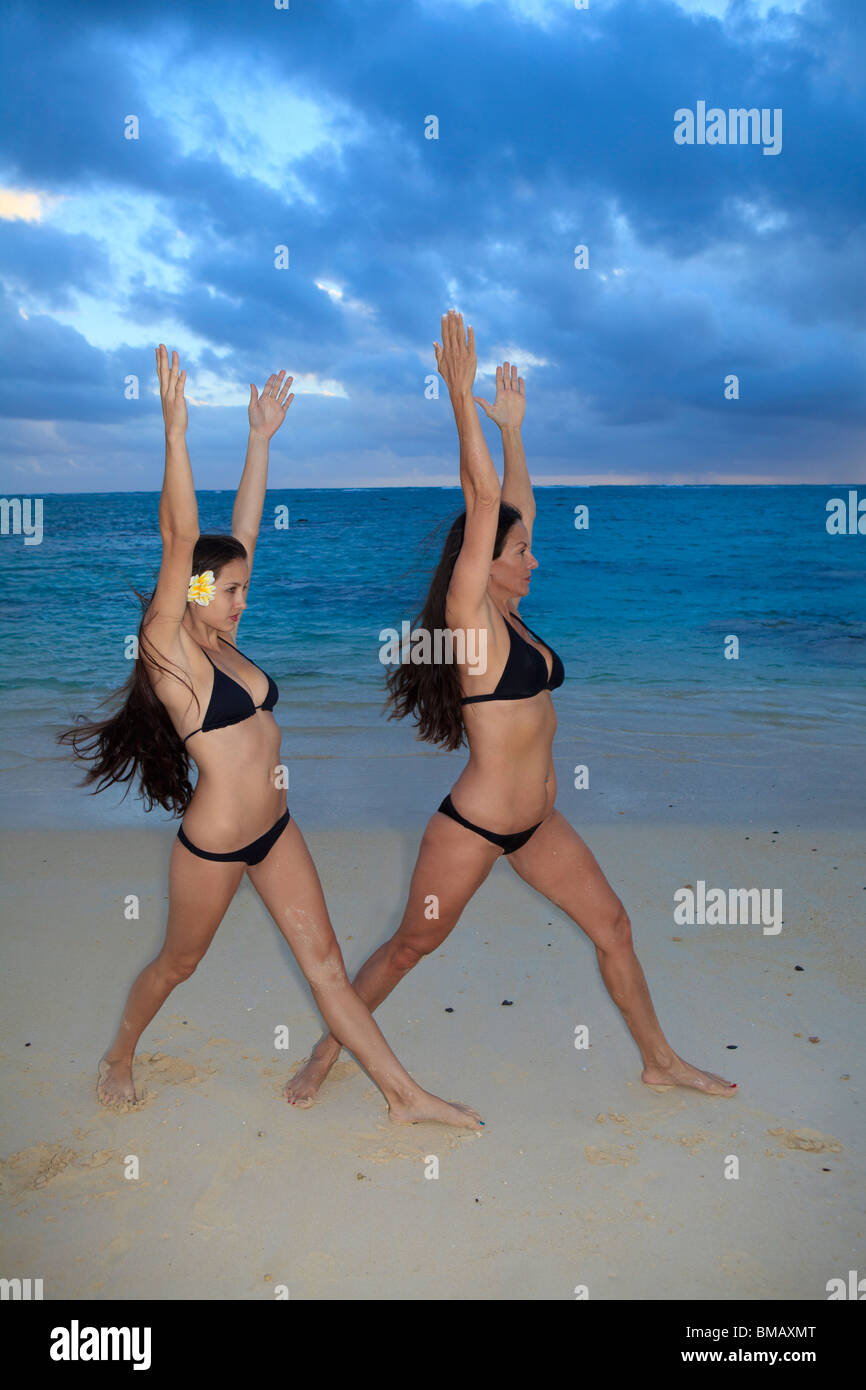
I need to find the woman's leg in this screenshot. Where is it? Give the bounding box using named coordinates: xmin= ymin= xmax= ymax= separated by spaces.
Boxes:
xmin=98 ymin=840 xmax=246 ymax=1107
xmin=283 ymin=811 xmax=501 ymax=1104
xmin=246 ymin=816 xmax=485 ymax=1128
xmin=507 ymin=811 xmax=736 ymax=1096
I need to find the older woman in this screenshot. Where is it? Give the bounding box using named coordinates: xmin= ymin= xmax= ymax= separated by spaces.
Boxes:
xmin=285 ymin=310 xmax=736 ymax=1109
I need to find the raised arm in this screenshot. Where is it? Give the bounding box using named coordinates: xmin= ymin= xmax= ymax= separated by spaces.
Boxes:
xmin=142 ymin=346 xmax=200 ymax=671
xmin=155 ymin=346 xmax=197 ymax=542
xmin=231 ymin=369 xmax=294 ymax=574
xmin=435 ymin=311 xmax=501 ymax=621
xmin=475 ymin=361 xmax=535 ymax=546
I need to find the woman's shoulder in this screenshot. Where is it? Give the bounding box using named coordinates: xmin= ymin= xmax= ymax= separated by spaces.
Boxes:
xmin=445 ymin=596 xmax=513 ymax=668
xmin=140 ymin=618 xmax=206 ymax=690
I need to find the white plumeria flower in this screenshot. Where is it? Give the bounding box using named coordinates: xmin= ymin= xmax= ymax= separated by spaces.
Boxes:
xmin=187 ymin=570 xmax=216 ymax=606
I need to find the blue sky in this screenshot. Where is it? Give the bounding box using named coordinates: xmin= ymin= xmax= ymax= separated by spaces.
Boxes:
xmin=0 ymin=0 xmax=863 ymax=489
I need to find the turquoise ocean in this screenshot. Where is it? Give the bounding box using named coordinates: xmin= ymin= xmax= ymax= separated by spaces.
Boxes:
xmin=1 ymin=486 xmax=864 ymax=832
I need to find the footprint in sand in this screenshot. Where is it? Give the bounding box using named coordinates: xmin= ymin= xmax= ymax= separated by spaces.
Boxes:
xmin=284 ymin=1058 xmax=359 ymax=1084
xmin=767 ymin=1126 xmax=843 ymax=1154
xmin=190 ymin=1142 xmax=254 ymax=1233
xmin=100 ymin=1052 xmax=212 ymax=1111
xmin=584 ymin=1144 xmax=639 ymax=1167
xmin=0 ymin=1142 xmax=125 ymax=1197
xmin=360 ymin=1132 xmax=468 ymax=1164
xmin=139 ymin=1051 xmax=208 ymax=1087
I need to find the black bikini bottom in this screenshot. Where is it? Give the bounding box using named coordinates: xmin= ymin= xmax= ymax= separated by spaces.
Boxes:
xmin=177 ymin=808 xmax=291 ymax=866
xmin=437 ymin=794 xmax=543 ymax=855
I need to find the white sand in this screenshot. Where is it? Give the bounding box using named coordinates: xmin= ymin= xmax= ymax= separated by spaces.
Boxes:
xmin=0 ymin=822 xmax=862 ymax=1299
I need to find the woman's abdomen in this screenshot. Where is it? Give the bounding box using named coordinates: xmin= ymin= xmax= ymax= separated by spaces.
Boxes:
xmin=451 ymin=697 xmax=557 ymax=833
xmin=180 ymin=716 xmax=285 ymax=850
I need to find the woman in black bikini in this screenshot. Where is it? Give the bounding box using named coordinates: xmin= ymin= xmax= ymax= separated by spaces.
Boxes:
xmin=286 ymin=310 xmax=737 ymax=1106
xmin=58 ymin=344 xmax=482 ymax=1133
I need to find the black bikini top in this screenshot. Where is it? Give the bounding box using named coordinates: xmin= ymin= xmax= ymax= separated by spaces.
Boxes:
xmin=182 ymin=635 xmax=279 ymax=743
xmin=460 ymin=612 xmax=565 ymax=706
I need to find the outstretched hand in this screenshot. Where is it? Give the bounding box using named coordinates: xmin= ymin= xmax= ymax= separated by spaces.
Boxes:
xmin=434 ymin=309 xmax=477 ymax=398
xmin=156 ymin=344 xmax=188 ymax=437
xmin=474 ymin=362 xmax=525 ymax=429
xmin=249 ymin=370 xmax=294 ymax=439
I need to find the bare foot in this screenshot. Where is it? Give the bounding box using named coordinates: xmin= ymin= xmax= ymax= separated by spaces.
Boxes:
xmin=282 ymin=1043 xmax=340 ymax=1107
xmin=388 ymin=1093 xmax=484 ymax=1131
xmin=97 ymin=1056 xmax=139 ymax=1109
xmin=642 ymin=1055 xmax=737 ymax=1096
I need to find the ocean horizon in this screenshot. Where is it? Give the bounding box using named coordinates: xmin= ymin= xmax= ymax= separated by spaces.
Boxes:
xmin=1 ymin=484 xmax=864 ymax=832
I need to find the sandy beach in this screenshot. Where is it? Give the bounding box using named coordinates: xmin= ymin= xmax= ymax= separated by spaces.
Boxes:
xmin=1 ymin=820 xmax=861 ymax=1300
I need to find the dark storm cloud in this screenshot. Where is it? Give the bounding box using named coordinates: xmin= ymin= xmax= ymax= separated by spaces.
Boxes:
xmin=0 ymin=0 xmax=863 ymax=485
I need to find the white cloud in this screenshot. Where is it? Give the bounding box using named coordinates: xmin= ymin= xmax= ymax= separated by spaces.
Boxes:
xmin=418 ymin=0 xmax=806 ymax=25
xmin=130 ymin=41 xmax=363 ymax=197
xmin=315 ymin=280 xmax=376 ymax=317
xmin=0 ymin=188 xmax=65 ymax=222
xmin=670 ymin=0 xmax=805 ymax=16
xmin=476 ymin=347 xmax=551 ymax=376
xmin=729 ymin=197 xmax=789 ymax=234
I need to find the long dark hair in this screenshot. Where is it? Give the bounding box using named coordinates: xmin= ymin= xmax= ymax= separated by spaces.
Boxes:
xmin=385 ymin=502 xmax=522 ymax=750
xmin=56 ymin=534 xmax=247 ymax=816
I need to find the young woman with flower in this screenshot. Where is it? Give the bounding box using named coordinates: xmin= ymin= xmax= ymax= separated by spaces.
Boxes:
xmin=58 ymin=345 xmax=483 ymax=1133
